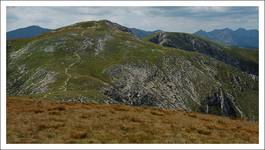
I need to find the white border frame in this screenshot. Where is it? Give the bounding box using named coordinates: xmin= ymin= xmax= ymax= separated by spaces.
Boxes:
xmin=1 ymin=1 xmax=264 ymax=149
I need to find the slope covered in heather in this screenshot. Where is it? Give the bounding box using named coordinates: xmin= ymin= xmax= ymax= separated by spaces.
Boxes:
xmin=7 ymin=20 xmax=258 ymax=120
xmin=7 ymin=96 xmax=258 ymax=144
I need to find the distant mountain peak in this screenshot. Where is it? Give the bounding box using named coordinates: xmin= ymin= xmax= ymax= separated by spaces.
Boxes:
xmin=211 ymin=28 xmax=232 ymax=33
xmin=194 ymin=27 xmax=258 ymax=49
xmin=7 ymin=25 xmax=51 ymax=40
xmin=194 ymin=30 xmax=208 ymax=37
xmin=237 ymin=27 xmax=245 ymax=30
xmin=27 ymin=25 xmax=42 ymax=28
xmin=197 ymin=29 xmax=206 ymax=32
xmin=223 ymin=27 xmax=232 ymax=31
xmin=195 ymin=29 xmax=207 ymax=34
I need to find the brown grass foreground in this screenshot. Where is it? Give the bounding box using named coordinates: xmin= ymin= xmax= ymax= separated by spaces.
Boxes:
xmin=7 ymin=96 xmax=258 ymax=144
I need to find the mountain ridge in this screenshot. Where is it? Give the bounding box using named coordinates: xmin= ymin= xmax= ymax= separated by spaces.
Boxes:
xmin=146 ymin=31 xmax=258 ymax=75
xmin=194 ymin=28 xmax=258 ymax=49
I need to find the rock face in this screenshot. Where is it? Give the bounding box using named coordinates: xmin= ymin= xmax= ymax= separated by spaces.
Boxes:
xmin=102 ymin=55 xmax=258 ymax=119
xmin=103 ymin=57 xmax=207 ymax=109
xmin=199 ymin=89 xmax=242 ymax=117
xmin=7 ymin=66 xmax=56 ymax=96
xmin=7 ymin=20 xmax=259 ymax=120
xmin=148 ymin=32 xmax=258 ymax=75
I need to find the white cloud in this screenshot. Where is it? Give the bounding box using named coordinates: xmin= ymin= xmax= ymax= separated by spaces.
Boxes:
xmin=187 ymin=6 xmax=230 ymax=13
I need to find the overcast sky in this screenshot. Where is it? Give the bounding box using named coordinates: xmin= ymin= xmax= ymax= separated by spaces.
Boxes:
xmin=7 ymin=6 xmax=258 ymax=33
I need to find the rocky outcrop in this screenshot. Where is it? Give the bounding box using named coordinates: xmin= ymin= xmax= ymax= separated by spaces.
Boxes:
xmin=8 ymin=66 xmax=56 ymax=95
xmin=199 ymin=89 xmax=243 ymax=118
xmin=95 ymin=35 xmax=113 ymax=55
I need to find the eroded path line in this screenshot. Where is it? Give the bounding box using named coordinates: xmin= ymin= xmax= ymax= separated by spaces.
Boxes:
xmin=61 ymin=51 xmax=81 ymax=91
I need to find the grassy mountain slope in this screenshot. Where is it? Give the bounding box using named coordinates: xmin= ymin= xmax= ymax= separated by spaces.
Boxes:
xmin=7 ymin=96 xmax=258 ymax=144
xmin=145 ymin=32 xmax=258 ymax=75
xmin=7 ymin=20 xmax=258 ymax=120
